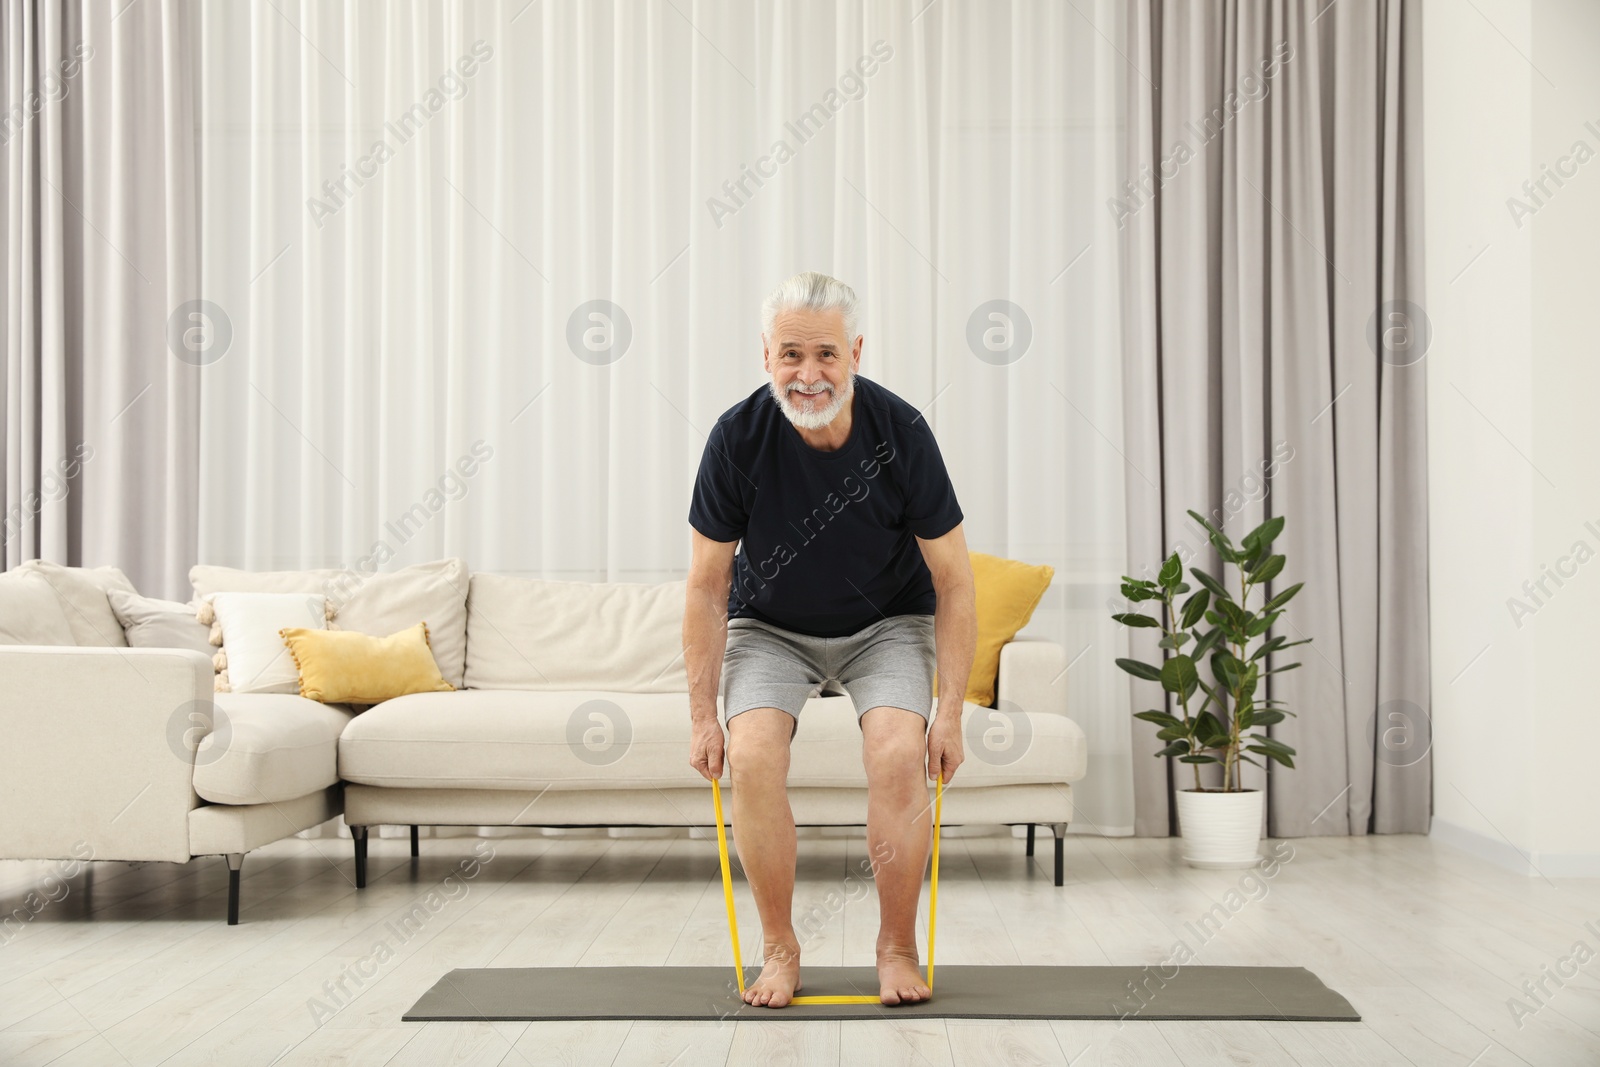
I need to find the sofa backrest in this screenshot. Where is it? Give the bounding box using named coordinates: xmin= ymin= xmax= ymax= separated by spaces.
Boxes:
xmin=0 ymin=569 xmax=78 ymax=645
xmin=464 ymin=574 xmax=689 ymax=693
xmin=8 ymin=561 xmax=134 ymax=647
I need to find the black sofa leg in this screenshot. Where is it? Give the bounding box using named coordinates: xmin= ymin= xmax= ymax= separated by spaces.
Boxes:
xmin=410 ymin=825 xmax=420 ymax=858
xmin=1025 ymin=823 xmax=1035 ymax=857
xmin=225 ymin=853 xmax=244 ymax=925
xmin=353 ymin=826 xmax=369 ymax=888
xmin=1052 ymin=822 xmax=1067 ymax=886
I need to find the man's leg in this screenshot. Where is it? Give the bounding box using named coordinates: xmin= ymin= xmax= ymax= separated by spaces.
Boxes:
xmin=726 ymin=707 xmax=804 ymax=1007
xmin=860 ymin=705 xmax=934 ymax=1005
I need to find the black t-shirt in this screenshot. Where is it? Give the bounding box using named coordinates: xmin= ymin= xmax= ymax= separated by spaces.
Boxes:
xmin=688 ymin=374 xmax=964 ymax=638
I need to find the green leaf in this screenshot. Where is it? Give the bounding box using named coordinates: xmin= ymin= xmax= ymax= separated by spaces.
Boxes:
xmin=1115 ymin=657 xmax=1163 ymax=682
xmin=1245 ymin=745 xmax=1295 ymax=769
xmin=1156 ymin=740 xmax=1191 ymax=758
xmin=1191 ymin=627 xmax=1225 ymax=660
xmin=1263 ymin=662 xmax=1302 ymax=675
xmin=1250 ymin=709 xmax=1287 ymax=725
xmin=1246 ymin=610 xmax=1281 ymax=637
xmin=1194 ymin=710 xmax=1228 ymax=747
xmin=1158 ymin=552 xmax=1183 ymax=591
xmin=1261 ymin=582 xmax=1303 ymax=613
xmin=1157 ymin=632 xmax=1191 ymax=650
xmin=1191 ymin=567 xmax=1229 ymax=600
xmin=1156 ymin=726 xmax=1189 ymax=741
xmin=1241 ymin=516 xmax=1285 ymax=554
xmin=1210 ymin=532 xmax=1241 ymax=564
xmin=1239 ymin=661 xmax=1260 ymax=701
xmin=1216 ymin=598 xmax=1247 ymax=628
xmin=1250 ymin=554 xmax=1286 ymax=583
xmin=1186 ymin=509 xmax=1222 ymax=538
xmin=1112 ymin=612 xmax=1159 ymax=628
xmin=1120 ymin=578 xmax=1160 ymax=602
xmin=1238 ymin=753 xmax=1264 ymax=768
xmin=1178 ymin=754 xmax=1221 ymax=764
xmin=1133 ymin=710 xmax=1182 ymax=728
xmin=1250 ymin=635 xmax=1288 ymax=661
xmin=1160 ymin=654 xmax=1198 ymax=696
xmin=1211 ymin=650 xmax=1246 ymax=689
xmin=1247 ymin=735 xmax=1297 ymax=757
xmin=1180 ymin=589 xmax=1211 ymax=629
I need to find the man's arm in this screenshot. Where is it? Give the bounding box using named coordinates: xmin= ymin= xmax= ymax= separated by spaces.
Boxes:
xmin=916 ymin=522 xmax=977 ymax=739
xmin=685 ymin=528 xmax=737 ymax=726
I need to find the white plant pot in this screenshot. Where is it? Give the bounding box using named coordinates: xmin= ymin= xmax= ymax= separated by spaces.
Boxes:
xmin=1175 ymin=788 xmax=1265 ymax=868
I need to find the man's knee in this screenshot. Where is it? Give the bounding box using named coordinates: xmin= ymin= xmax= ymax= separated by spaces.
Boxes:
xmin=861 ymin=714 xmax=926 ymax=780
xmin=728 ymin=708 xmax=795 ymax=780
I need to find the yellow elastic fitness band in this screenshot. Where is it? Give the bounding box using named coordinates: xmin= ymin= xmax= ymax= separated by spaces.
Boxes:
xmin=712 ymin=771 xmax=942 ymax=1006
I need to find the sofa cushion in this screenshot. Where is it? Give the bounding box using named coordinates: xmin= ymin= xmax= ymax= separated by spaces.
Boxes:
xmin=0 ymin=570 xmax=77 ymax=645
xmin=338 ymin=690 xmax=1084 ymax=791
xmin=17 ymin=560 xmax=134 ymax=647
xmin=280 ymin=622 xmax=453 ymax=704
xmin=108 ymin=588 xmax=213 ymax=655
xmin=326 ymin=558 xmax=469 ymax=689
xmin=210 ymin=591 xmax=327 ymax=694
xmin=192 ymin=693 xmax=356 ymax=805
xmin=463 ymin=575 xmax=687 ymax=692
xmin=192 ymin=559 xmax=470 ymax=689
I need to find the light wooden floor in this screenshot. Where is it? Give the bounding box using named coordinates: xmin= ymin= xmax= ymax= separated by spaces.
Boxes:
xmin=1 ymin=828 xmax=1597 ymax=1066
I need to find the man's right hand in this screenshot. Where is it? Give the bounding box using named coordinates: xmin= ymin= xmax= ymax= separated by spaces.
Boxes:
xmin=685 ymin=529 xmax=736 ymax=783
xmin=690 ymin=716 xmax=726 ymax=781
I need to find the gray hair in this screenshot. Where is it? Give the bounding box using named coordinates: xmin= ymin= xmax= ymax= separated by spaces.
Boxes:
xmin=760 ymin=271 xmax=861 ymax=344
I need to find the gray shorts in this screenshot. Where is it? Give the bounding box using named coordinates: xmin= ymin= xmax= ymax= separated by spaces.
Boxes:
xmin=719 ymin=612 xmax=936 ymax=727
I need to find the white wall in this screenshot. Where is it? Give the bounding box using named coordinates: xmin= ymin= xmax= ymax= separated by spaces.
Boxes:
xmin=1425 ymin=0 xmax=1600 ymax=876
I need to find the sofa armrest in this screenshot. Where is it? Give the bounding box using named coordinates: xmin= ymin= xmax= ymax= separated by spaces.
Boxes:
xmin=0 ymin=646 xmax=212 ymax=863
xmin=995 ymin=637 xmax=1069 ymax=717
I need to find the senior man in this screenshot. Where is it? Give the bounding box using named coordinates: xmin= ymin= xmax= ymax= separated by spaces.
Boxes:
xmin=684 ymin=271 xmax=977 ymax=1009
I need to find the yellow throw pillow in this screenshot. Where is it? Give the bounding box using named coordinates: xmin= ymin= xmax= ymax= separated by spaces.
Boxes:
xmin=933 ymin=551 xmax=1055 ymax=707
xmin=279 ymin=622 xmax=454 ymax=704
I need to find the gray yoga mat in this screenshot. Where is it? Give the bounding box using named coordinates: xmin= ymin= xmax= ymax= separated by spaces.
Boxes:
xmin=403 ymin=965 xmax=1361 ymax=1022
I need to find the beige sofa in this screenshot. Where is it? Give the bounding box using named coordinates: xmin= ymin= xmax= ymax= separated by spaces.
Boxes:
xmin=340 ymin=572 xmax=1088 ymax=889
xmin=0 ymin=562 xmax=347 ymax=926
xmin=0 ymin=561 xmax=1087 ymax=928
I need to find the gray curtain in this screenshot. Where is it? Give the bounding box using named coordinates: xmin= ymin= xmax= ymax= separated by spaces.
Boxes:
xmin=1 ymin=0 xmax=199 ymax=596
xmin=1120 ymin=0 xmax=1430 ymax=837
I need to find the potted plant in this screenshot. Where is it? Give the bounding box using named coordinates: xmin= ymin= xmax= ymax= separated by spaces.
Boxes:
xmin=1113 ymin=510 xmax=1308 ymax=868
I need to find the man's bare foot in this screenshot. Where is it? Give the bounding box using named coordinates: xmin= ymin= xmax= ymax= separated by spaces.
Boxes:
xmin=877 ymin=945 xmax=931 ymax=1005
xmin=743 ymin=940 xmax=804 ymax=1007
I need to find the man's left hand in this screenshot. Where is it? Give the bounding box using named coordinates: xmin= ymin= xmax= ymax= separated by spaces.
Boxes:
xmin=926 ymin=712 xmax=964 ymax=785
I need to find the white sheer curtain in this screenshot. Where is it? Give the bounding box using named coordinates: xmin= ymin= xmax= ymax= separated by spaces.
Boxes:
xmin=195 ymin=0 xmax=1136 ymax=835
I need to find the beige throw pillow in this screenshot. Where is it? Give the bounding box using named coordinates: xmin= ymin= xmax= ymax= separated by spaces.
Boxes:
xmin=0 ymin=570 xmax=77 ymax=645
xmin=210 ymin=591 xmax=328 ymax=695
xmin=324 ymin=559 xmax=469 ymax=688
xmin=17 ymin=560 xmax=135 ymax=647
xmin=108 ymin=589 xmax=213 ymax=655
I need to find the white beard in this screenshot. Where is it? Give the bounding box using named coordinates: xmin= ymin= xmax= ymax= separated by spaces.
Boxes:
xmin=770 ymin=372 xmax=853 ymax=430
